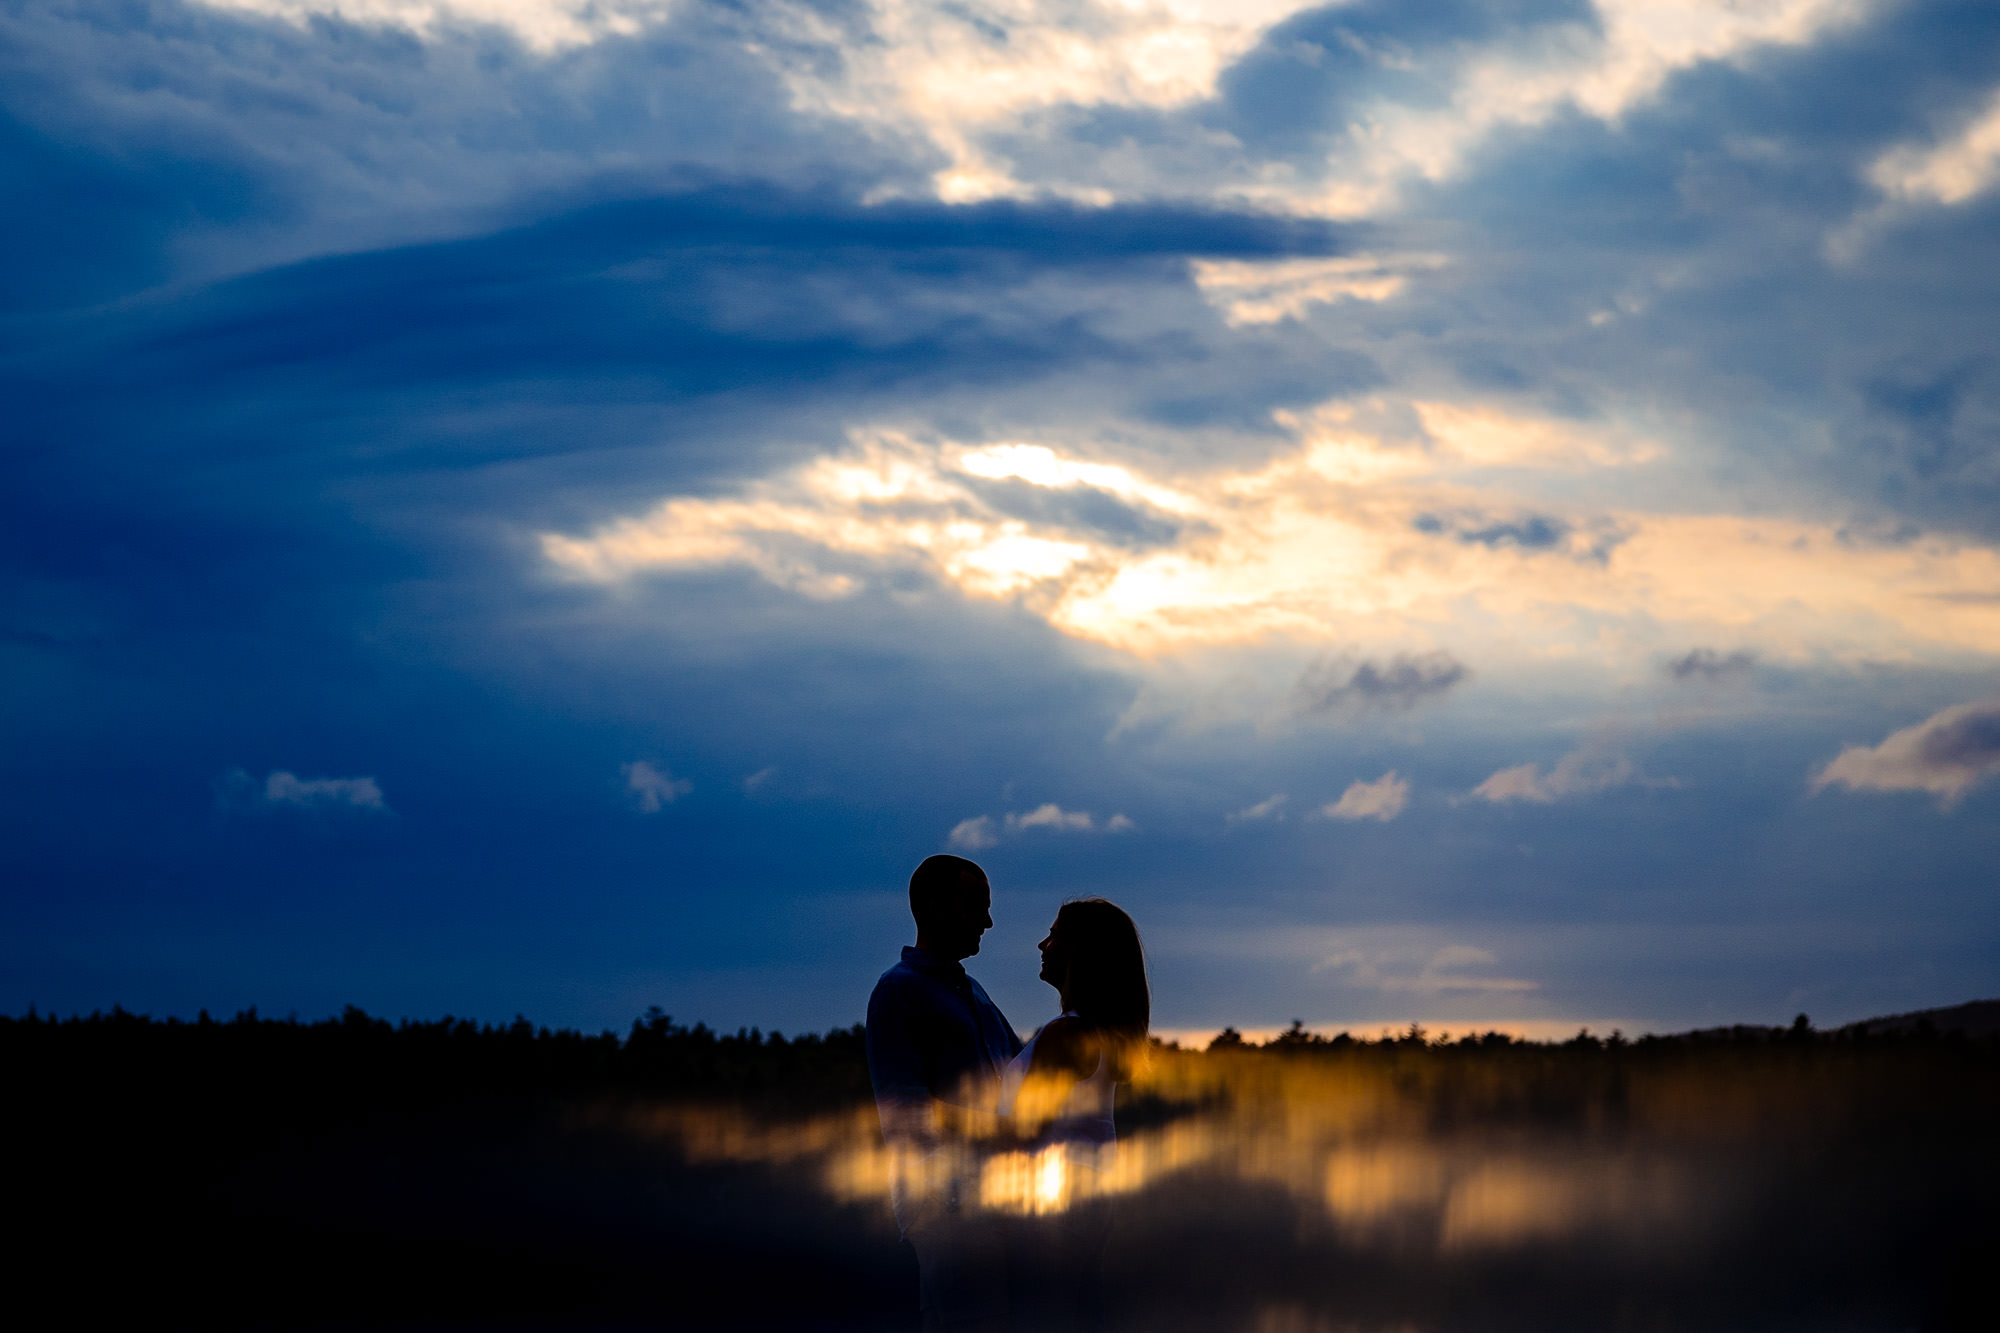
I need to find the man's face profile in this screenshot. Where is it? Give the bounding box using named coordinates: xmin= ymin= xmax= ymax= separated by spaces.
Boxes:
xmin=936 ymin=871 xmax=992 ymax=960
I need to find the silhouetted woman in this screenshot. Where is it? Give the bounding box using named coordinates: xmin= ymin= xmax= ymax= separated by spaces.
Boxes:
xmin=998 ymin=897 xmax=1149 ymax=1330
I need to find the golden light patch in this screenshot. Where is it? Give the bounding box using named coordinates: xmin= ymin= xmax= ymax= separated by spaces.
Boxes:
xmin=540 ymin=415 xmax=2000 ymax=666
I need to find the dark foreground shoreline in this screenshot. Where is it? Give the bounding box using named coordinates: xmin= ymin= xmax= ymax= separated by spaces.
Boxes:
xmin=8 ymin=1006 xmax=1999 ymax=1331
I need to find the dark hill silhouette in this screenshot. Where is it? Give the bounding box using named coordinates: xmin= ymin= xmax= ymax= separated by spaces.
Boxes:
xmin=1845 ymin=997 xmax=2000 ymax=1039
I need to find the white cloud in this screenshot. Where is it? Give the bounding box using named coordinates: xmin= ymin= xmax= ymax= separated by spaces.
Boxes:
xmin=743 ymin=766 xmax=778 ymax=792
xmin=949 ymin=802 xmax=1132 ymax=847
xmin=1832 ymin=84 xmax=2000 ymax=258
xmin=624 ymin=760 xmax=692 ymax=812
xmin=948 ymin=815 xmax=999 ymax=850
xmin=1472 ymin=748 xmax=1641 ymax=804
xmin=1228 ymin=793 xmax=1288 ymax=823
xmin=1190 ymin=254 xmax=1447 ymax=326
xmin=1868 ymin=87 xmax=2000 ymax=209
xmin=193 ymin=0 xmax=675 ymax=53
xmin=1811 ymin=699 xmax=2000 ymax=808
xmin=221 ymin=768 xmax=387 ymax=812
xmin=1323 ymin=772 xmax=1409 ymax=822
xmin=1008 ymin=802 xmax=1097 ymax=832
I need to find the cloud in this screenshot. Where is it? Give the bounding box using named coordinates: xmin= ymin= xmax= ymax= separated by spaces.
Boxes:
xmin=196 ymin=0 xmax=676 ymax=53
xmin=1664 ymin=648 xmax=1757 ymax=682
xmin=1294 ymin=653 xmax=1469 ymax=717
xmin=1867 ymin=85 xmax=2000 ymax=210
xmin=1323 ymin=772 xmax=1409 ymax=822
xmin=1411 ymin=509 xmax=1629 ymax=565
xmin=221 ymin=768 xmax=386 ymax=812
xmin=1008 ymin=803 xmax=1098 ymax=833
xmin=1191 ymin=253 xmax=1446 ymax=325
xmin=1228 ymin=793 xmax=1288 ymax=823
xmin=1317 ymin=943 xmax=1538 ymax=995
xmin=1811 ymin=699 xmax=2000 ymax=808
xmin=948 ymin=816 xmax=999 ymax=851
xmin=949 ymin=803 xmax=1133 ymax=848
xmin=623 ymin=761 xmax=692 ymax=813
xmin=1471 ymin=748 xmax=1643 ymax=805
xmin=543 ymin=417 xmax=2000 ymax=665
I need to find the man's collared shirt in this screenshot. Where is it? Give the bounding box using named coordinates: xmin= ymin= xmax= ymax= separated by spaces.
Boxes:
xmin=866 ymin=945 xmax=1022 ymax=1132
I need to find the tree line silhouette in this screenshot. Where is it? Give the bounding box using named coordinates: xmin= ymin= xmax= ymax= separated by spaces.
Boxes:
xmin=4 ymin=1003 xmax=872 ymax=1107
xmin=8 ymin=1002 xmax=1992 ymax=1115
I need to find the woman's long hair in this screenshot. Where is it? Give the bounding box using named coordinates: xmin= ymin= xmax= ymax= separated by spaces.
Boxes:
xmin=1056 ymin=898 xmax=1149 ymax=1076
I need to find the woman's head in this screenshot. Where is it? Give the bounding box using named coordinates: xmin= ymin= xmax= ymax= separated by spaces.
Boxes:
xmin=1038 ymin=897 xmax=1149 ymax=1038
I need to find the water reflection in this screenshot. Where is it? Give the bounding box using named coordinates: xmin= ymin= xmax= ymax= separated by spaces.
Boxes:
xmin=608 ymin=1045 xmax=1717 ymax=1251
xmin=580 ymin=1038 xmax=1998 ymax=1329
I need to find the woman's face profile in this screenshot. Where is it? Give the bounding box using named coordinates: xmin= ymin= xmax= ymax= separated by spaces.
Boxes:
xmin=1037 ymin=918 xmax=1068 ymax=993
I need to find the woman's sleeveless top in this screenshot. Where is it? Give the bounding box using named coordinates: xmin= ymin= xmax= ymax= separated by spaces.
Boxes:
xmin=998 ymin=1013 xmax=1116 ymax=1147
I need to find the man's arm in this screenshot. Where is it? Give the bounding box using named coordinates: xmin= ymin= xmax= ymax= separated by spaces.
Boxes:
xmin=866 ymin=976 xmax=935 ymax=1144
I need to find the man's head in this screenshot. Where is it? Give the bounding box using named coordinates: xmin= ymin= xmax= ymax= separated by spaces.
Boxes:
xmin=909 ymin=854 xmax=992 ymax=961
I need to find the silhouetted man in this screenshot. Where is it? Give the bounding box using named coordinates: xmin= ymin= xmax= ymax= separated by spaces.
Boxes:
xmin=867 ymin=853 xmax=1022 ymax=1332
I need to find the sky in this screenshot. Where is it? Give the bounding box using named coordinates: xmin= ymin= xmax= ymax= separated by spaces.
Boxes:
xmin=5 ymin=0 xmax=2000 ymax=1040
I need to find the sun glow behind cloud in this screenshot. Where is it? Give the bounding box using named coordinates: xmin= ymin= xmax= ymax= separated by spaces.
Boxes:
xmin=541 ymin=412 xmax=2000 ymax=669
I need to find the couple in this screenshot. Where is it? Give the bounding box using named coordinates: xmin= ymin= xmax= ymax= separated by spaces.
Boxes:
xmin=865 ymin=853 xmax=1149 ymax=1333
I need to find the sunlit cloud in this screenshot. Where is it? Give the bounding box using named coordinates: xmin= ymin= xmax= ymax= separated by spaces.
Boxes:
xmin=195 ymin=0 xmax=675 ymax=51
xmin=541 ymin=417 xmax=2000 ymax=670
xmin=1811 ymin=699 xmax=2000 ymax=808
xmin=765 ymin=0 xmax=1320 ymax=204
xmin=1323 ymin=771 xmax=1409 ymax=823
xmin=623 ymin=760 xmax=692 ymax=812
xmin=1258 ymin=0 xmax=1873 ymax=218
xmin=1868 ymin=86 xmax=2000 ymax=209
xmin=1190 ymin=254 xmax=1447 ymax=326
xmin=1831 ymin=83 xmax=2000 ymax=258
xmin=1472 ymin=747 xmax=1648 ymax=805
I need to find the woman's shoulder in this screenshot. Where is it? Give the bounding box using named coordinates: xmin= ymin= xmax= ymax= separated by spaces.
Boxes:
xmin=1028 ymin=1016 xmax=1101 ymax=1076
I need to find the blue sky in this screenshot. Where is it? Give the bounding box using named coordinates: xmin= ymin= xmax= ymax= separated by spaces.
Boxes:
xmin=6 ymin=0 xmax=2000 ymax=1039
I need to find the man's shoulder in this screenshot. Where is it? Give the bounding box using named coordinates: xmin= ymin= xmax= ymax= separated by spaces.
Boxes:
xmin=869 ymin=958 xmax=931 ymax=1004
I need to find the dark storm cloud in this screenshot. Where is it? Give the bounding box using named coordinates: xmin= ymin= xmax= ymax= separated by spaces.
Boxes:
xmin=1664 ymin=649 xmax=1757 ymax=683
xmin=1292 ymin=652 xmax=1471 ymax=717
xmin=1409 ymin=509 xmax=1624 ymax=562
xmin=1344 ymin=0 xmax=2000 ymax=539
xmin=1211 ymin=0 xmax=1596 ymax=160
xmin=961 ymin=477 xmax=1194 ymax=549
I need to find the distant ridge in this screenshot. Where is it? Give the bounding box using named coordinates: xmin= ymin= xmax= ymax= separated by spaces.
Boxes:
xmin=1842 ymin=998 xmax=2000 ymax=1039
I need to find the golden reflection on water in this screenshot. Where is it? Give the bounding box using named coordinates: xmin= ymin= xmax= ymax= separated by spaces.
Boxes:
xmin=598 ymin=1046 xmax=1740 ymax=1251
